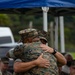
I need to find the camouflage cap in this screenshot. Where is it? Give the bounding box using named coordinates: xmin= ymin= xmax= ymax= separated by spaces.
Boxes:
xmin=38 ymin=30 xmax=48 ymax=42
xmin=38 ymin=30 xmax=47 ymax=37
xmin=39 ymin=36 xmax=47 ymax=42
xmin=1 ymin=57 xmax=9 ymax=64
xmin=19 ymin=28 xmax=36 ymax=34
xmin=19 ymin=28 xmax=38 ymax=38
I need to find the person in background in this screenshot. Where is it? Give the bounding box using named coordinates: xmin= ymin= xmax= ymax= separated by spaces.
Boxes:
xmin=0 ymin=58 xmax=2 ymax=75
xmin=39 ymin=30 xmax=66 ymax=67
xmin=61 ymin=53 xmax=73 ymax=75
xmin=0 ymin=57 xmax=12 ymax=75
xmin=40 ymin=36 xmax=47 ymax=44
xmin=39 ymin=30 xmax=67 ymax=75
xmin=70 ymin=60 xmax=75 ymax=75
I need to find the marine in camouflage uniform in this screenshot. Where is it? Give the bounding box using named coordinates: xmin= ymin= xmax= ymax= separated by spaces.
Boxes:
xmin=0 ymin=57 xmax=12 ymax=75
xmin=7 ymin=28 xmax=59 ymax=75
xmin=21 ymin=41 xmax=59 ymax=75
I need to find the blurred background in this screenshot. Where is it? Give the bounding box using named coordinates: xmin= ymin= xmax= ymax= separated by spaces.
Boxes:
xmin=0 ymin=14 xmax=75 ymax=58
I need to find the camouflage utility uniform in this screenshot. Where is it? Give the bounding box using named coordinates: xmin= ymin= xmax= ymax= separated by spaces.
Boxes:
xmin=9 ymin=28 xmax=59 ymax=75
xmin=2 ymin=71 xmax=12 ymax=75
xmin=14 ymin=41 xmax=59 ymax=75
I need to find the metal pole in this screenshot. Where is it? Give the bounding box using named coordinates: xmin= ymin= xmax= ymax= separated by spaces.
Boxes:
xmin=29 ymin=21 xmax=33 ymax=29
xmin=59 ymin=16 xmax=65 ymax=53
xmin=42 ymin=7 xmax=49 ymax=32
xmin=54 ymin=17 xmax=58 ymax=50
xmin=50 ymin=22 xmax=54 ymax=47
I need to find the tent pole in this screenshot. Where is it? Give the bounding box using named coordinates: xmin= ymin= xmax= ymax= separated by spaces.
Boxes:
xmin=42 ymin=7 xmax=49 ymax=32
xmin=59 ymin=16 xmax=65 ymax=53
xmin=54 ymin=17 xmax=58 ymax=50
xmin=50 ymin=21 xmax=54 ymax=47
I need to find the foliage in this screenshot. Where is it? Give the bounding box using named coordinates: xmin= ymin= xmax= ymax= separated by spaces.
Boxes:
xmin=0 ymin=14 xmax=12 ymax=26
xmin=0 ymin=14 xmax=75 ymax=52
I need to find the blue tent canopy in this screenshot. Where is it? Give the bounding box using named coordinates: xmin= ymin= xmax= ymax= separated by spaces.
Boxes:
xmin=0 ymin=0 xmax=75 ymax=15
xmin=0 ymin=0 xmax=75 ymax=9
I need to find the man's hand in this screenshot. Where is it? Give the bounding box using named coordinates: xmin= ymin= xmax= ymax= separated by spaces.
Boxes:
xmin=40 ymin=44 xmax=67 ymax=66
xmin=35 ymin=53 xmax=50 ymax=68
xmin=40 ymin=44 xmax=54 ymax=54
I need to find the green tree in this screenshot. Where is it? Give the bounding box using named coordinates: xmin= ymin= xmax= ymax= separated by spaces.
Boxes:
xmin=0 ymin=14 xmax=12 ymax=26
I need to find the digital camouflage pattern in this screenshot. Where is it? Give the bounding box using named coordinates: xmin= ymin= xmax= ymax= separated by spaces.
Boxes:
xmin=8 ymin=28 xmax=59 ymax=75
xmin=19 ymin=28 xmax=37 ymax=35
xmin=2 ymin=71 xmax=12 ymax=75
xmin=7 ymin=28 xmax=39 ymax=59
xmin=19 ymin=28 xmax=38 ymax=38
xmin=19 ymin=28 xmax=39 ymax=43
xmin=38 ymin=30 xmax=48 ymax=41
xmin=15 ymin=41 xmax=58 ymax=75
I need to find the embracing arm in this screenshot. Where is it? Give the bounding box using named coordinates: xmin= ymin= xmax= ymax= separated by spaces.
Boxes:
xmin=40 ymin=44 xmax=67 ymax=66
xmin=14 ymin=60 xmax=37 ymax=72
xmin=54 ymin=52 xmax=67 ymax=66
xmin=14 ymin=53 xmax=50 ymax=73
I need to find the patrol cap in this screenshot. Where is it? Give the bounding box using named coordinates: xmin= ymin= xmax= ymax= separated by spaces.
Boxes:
xmin=38 ymin=30 xmax=47 ymax=37
xmin=71 ymin=60 xmax=75 ymax=67
xmin=19 ymin=28 xmax=38 ymax=38
xmin=38 ymin=30 xmax=48 ymax=43
xmin=0 ymin=57 xmax=9 ymax=64
xmin=19 ymin=28 xmax=37 ymax=35
xmin=39 ymin=36 xmax=47 ymax=42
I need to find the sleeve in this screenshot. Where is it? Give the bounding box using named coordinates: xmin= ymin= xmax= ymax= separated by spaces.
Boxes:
xmin=8 ymin=48 xmax=15 ymax=58
xmin=15 ymin=59 xmax=22 ymax=62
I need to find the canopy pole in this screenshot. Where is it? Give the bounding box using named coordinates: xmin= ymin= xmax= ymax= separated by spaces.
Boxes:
xmin=50 ymin=21 xmax=54 ymax=47
xmin=59 ymin=16 xmax=65 ymax=53
xmin=54 ymin=17 xmax=58 ymax=50
xmin=42 ymin=7 xmax=49 ymax=32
